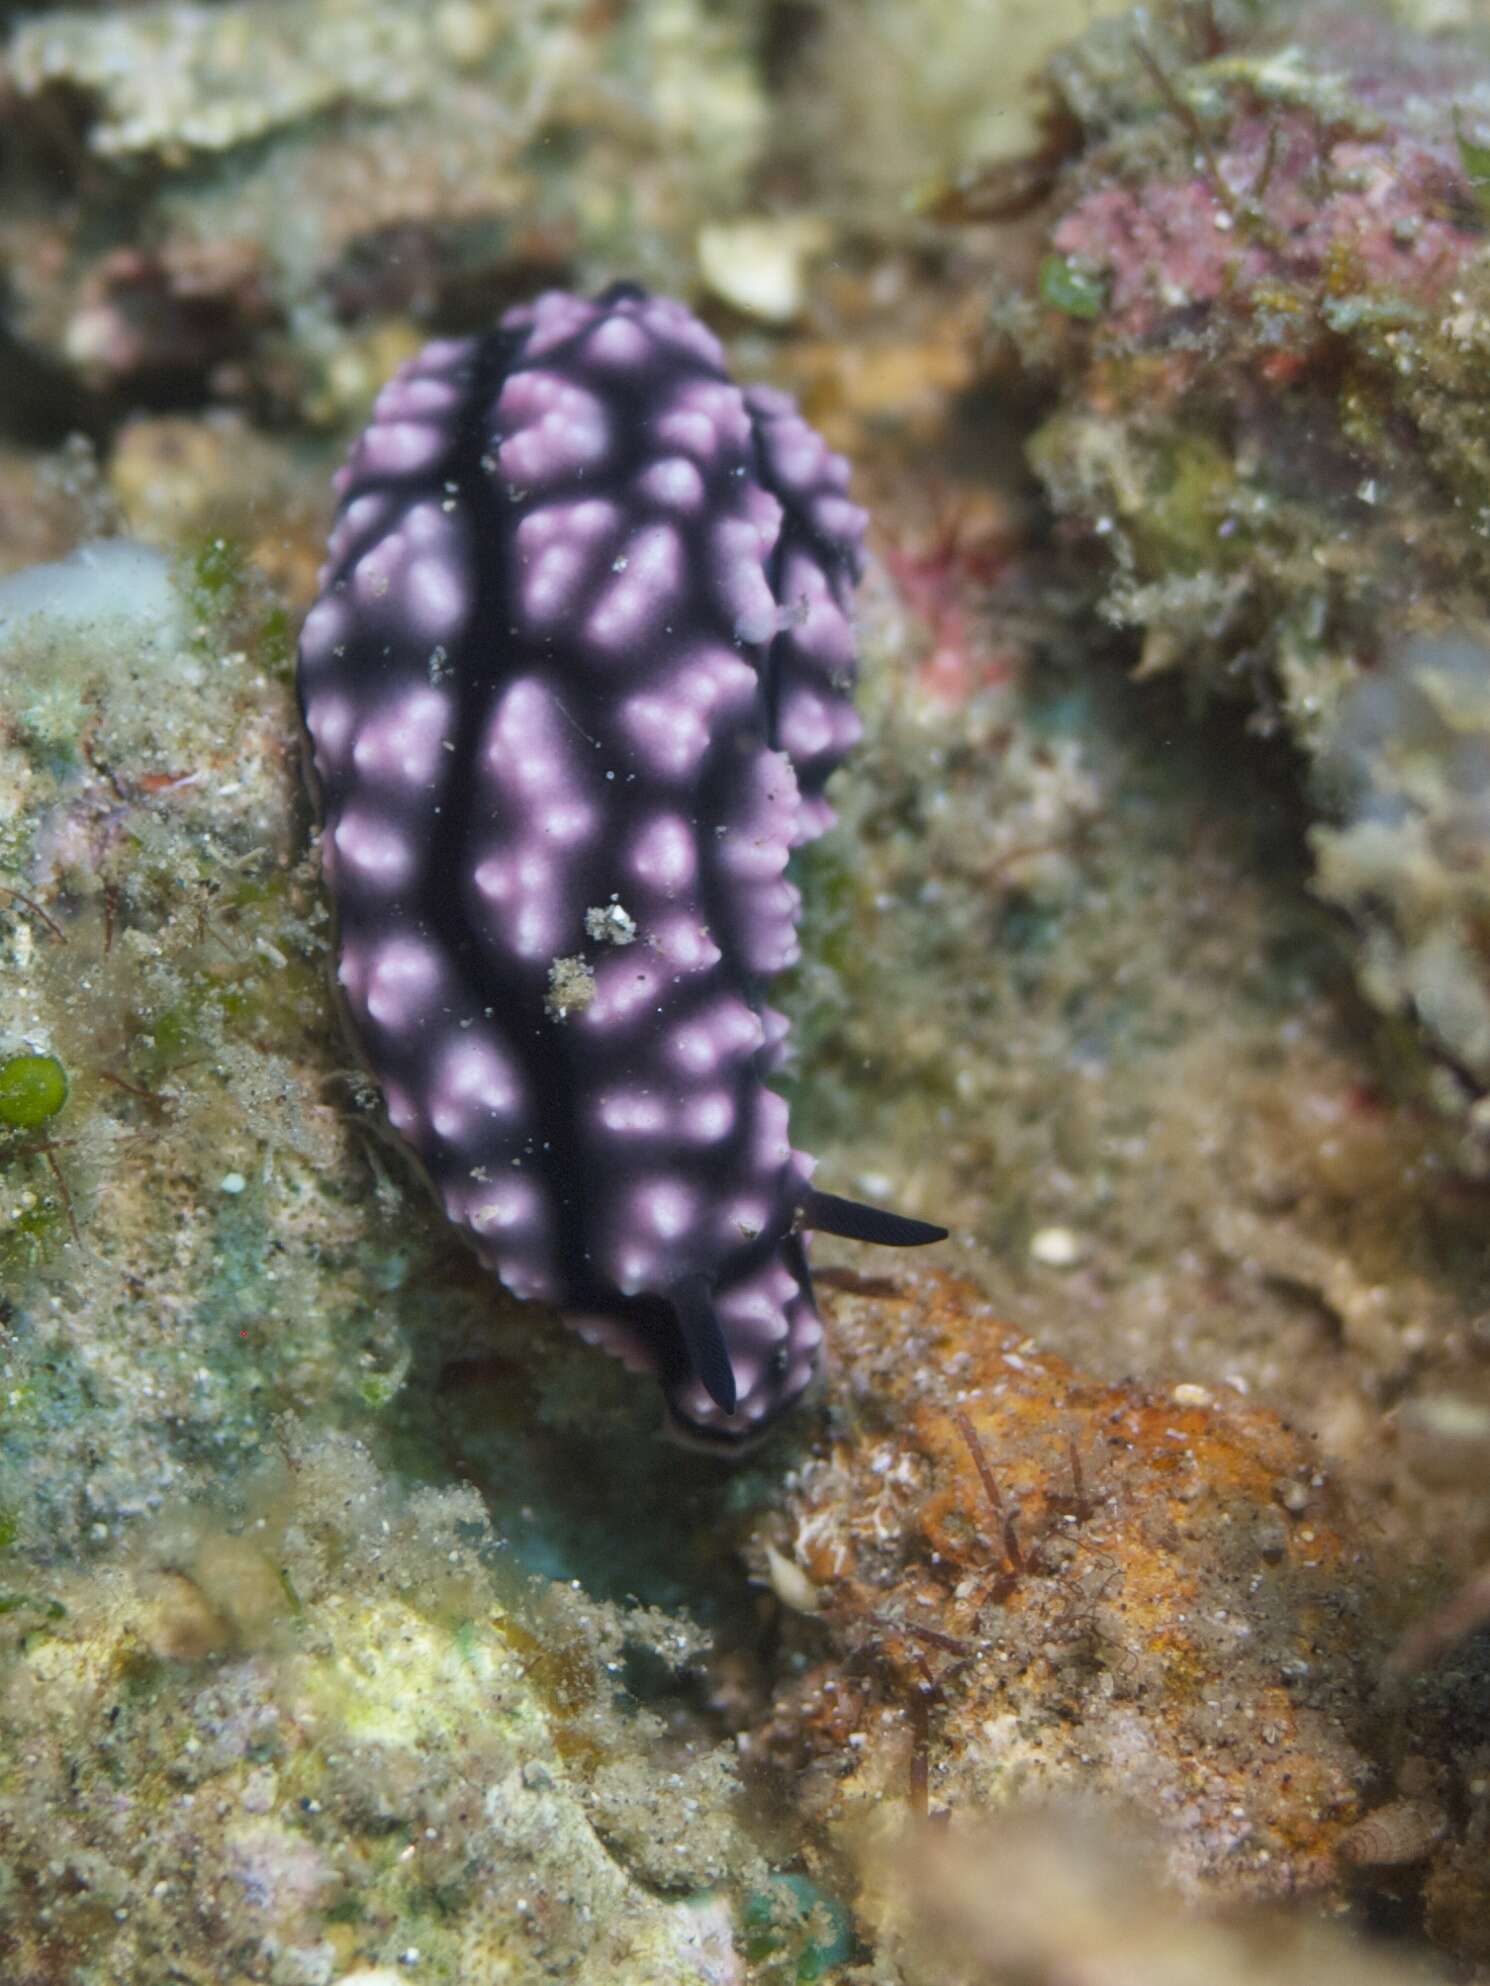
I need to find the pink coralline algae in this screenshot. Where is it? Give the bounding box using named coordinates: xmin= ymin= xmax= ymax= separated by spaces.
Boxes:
xmin=298 ymin=286 xmax=944 ymax=1447
xmin=1051 ymin=54 xmax=1485 ymax=344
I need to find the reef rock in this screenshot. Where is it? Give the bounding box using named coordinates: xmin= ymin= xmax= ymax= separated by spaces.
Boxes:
xmin=1003 ymin=0 xmax=1490 ymax=1133
xmin=0 ymin=0 xmax=766 ymax=418
xmin=746 ymin=1269 xmax=1382 ymax=1911
xmin=0 ymin=1427 xmax=758 ymax=1984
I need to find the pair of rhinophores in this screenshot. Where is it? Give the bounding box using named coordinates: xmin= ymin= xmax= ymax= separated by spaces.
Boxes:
xmin=297 ymin=283 xmax=945 ymax=1448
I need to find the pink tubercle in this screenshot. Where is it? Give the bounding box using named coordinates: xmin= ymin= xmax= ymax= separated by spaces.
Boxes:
xmin=680 ymin=1090 xmax=735 ymax=1142
xmin=597 ymin=1090 xmax=671 ymax=1136
xmin=631 ymin=813 xmax=697 ymax=891
xmin=364 ymin=935 xmax=443 ymax=1029
xmin=299 ymin=595 xmax=348 ymax=667
xmin=352 ymin=687 xmax=453 ymax=787
xmin=565 ymin=1311 xmax=658 ymax=1376
xmin=638 ymin=456 xmax=706 ymax=510
xmin=586 ymin=313 xmax=651 ymax=366
xmin=407 ymin=335 xmax=477 ymax=375
xmin=356 ymin=420 xmax=446 ymax=478
xmin=652 ymin=917 xmax=722 ymax=973
xmin=332 ymin=810 xmax=414 ymax=887
xmin=583 ymin=955 xmax=663 ymax=1029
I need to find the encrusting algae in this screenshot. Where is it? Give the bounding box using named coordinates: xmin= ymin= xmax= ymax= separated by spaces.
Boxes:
xmin=999 ymin=0 xmax=1490 ymax=1141
xmin=744 ymin=1270 xmax=1377 ymax=1913
xmin=0 ymin=1427 xmax=766 ymax=1985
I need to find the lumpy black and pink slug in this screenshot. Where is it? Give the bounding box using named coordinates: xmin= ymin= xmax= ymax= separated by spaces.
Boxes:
xmin=297 ymin=285 xmax=945 ymax=1446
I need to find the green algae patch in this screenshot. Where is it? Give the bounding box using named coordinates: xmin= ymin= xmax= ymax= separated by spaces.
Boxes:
xmin=0 ymin=1592 xmax=65 ymax=1620
xmin=1454 ymin=115 xmax=1490 ymax=218
xmin=0 ymin=1192 xmax=66 ymax=1277
xmin=184 ymin=533 xmax=295 ymax=675
xmin=743 ymin=1873 xmax=854 ymax=1980
xmin=1133 ymin=432 xmax=1243 ymax=580
xmin=0 ymin=1053 xmax=68 ymax=1129
xmin=1038 ymin=253 xmax=1105 ymax=320
xmin=187 ymin=532 xmax=246 ymax=610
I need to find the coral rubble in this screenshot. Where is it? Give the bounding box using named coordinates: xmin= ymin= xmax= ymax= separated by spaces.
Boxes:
xmin=0 ymin=539 xmax=383 ymax=1553
xmin=745 ymin=1270 xmax=1377 ymax=1910
xmin=0 ymin=1428 xmax=760 ymax=1984
xmin=0 ymin=0 xmax=765 ymax=418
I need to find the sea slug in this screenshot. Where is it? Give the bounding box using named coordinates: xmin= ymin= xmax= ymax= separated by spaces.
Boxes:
xmin=297 ymin=284 xmax=944 ymax=1445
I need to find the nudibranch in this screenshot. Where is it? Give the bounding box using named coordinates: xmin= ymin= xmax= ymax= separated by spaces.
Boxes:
xmin=297 ymin=284 xmax=944 ymax=1446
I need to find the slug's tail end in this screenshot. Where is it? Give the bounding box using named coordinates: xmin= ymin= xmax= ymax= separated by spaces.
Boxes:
xmin=662 ymin=1193 xmax=945 ymax=1446
xmin=798 ymin=1187 xmax=948 ymax=1249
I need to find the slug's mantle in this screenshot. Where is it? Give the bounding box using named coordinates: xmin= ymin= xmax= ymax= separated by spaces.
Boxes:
xmin=297 ymin=285 xmax=943 ymax=1445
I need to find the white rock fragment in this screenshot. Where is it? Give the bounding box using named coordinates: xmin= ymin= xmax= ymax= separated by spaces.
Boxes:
xmin=1029 ymin=1225 xmax=1086 ymax=1269
xmin=764 ymin=1543 xmax=820 ymax=1615
xmin=697 ymin=217 xmax=830 ymax=324
xmin=0 ymin=540 xmax=190 ymax=659
xmin=585 ymin=899 xmax=638 ymax=946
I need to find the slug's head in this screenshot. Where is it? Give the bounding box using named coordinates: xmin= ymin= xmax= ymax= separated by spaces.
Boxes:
xmin=657 ymin=1188 xmax=948 ymax=1452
